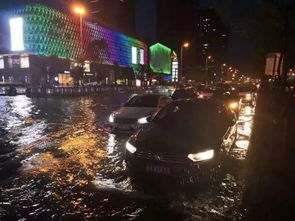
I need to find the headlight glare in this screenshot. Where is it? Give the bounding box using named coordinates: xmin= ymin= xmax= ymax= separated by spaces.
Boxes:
xmin=229 ymin=102 xmax=238 ymax=110
xmin=188 ymin=149 xmax=214 ymax=162
xmin=109 ymin=114 xmax=114 ymax=123
xmin=126 ymin=141 xmax=137 ymax=154
xmin=138 ymin=116 xmax=149 ymax=124
xmin=246 ymin=93 xmax=252 ymax=100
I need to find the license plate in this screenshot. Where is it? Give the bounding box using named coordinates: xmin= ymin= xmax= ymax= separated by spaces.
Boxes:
xmin=146 ymin=164 xmax=171 ymax=175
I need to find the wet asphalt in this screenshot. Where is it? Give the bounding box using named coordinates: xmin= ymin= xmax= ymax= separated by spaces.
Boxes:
xmin=0 ymin=94 xmax=255 ymax=220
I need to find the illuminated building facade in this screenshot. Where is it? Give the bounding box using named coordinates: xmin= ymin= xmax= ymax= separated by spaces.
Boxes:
xmin=149 ymin=43 xmax=178 ymax=81
xmin=0 ymin=4 xmax=147 ymax=86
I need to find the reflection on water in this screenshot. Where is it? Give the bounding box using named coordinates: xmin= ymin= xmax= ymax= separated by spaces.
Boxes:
xmin=0 ymin=95 xmax=255 ymax=220
xmin=0 ymin=96 xmax=46 ymax=146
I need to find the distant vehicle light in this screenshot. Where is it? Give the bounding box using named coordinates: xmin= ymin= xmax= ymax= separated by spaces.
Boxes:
xmin=109 ymin=114 xmax=114 ymax=123
xmin=126 ymin=141 xmax=137 ymax=154
xmin=188 ymin=149 xmax=214 ymax=162
xmin=229 ymin=102 xmax=239 ymax=110
xmin=246 ymin=93 xmax=252 ymax=100
xmin=198 ymin=94 xmax=204 ymax=99
xmin=138 ymin=116 xmax=149 ymax=124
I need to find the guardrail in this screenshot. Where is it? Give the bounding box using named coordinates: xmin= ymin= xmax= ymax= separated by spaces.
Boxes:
xmin=26 ymin=85 xmax=175 ymax=97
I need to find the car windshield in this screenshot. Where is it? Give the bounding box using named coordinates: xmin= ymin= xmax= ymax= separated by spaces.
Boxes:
xmin=172 ymin=89 xmax=196 ymax=100
xmin=237 ymin=87 xmax=251 ymax=92
xmin=124 ymin=95 xmax=160 ymax=107
xmin=154 ymin=102 xmax=221 ymax=129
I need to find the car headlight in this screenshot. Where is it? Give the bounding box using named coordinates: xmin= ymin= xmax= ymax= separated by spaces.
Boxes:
xmin=109 ymin=114 xmax=114 ymax=123
xmin=138 ymin=116 xmax=149 ymax=124
xmin=126 ymin=141 xmax=137 ymax=154
xmin=187 ymin=149 xmax=214 ymax=162
xmin=229 ymin=102 xmax=238 ymax=110
xmin=246 ymin=93 xmax=252 ymax=100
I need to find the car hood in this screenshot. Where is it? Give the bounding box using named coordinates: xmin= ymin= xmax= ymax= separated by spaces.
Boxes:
xmin=114 ymin=107 xmax=157 ymax=119
xmin=136 ymin=123 xmax=220 ymax=154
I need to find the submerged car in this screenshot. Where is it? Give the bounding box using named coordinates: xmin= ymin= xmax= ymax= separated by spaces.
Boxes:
xmin=125 ymin=99 xmax=237 ymax=182
xmin=236 ymin=85 xmax=256 ymax=105
xmin=108 ymin=94 xmax=171 ymax=132
xmin=212 ymin=90 xmax=241 ymax=115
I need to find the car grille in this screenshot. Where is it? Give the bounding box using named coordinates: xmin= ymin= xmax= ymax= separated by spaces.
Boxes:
xmin=134 ymin=151 xmax=188 ymax=164
xmin=114 ymin=118 xmax=137 ymax=124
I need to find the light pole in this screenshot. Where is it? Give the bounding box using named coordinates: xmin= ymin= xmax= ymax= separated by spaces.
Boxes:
xmin=205 ymin=55 xmax=212 ymax=83
xmin=180 ymin=42 xmax=189 ymax=82
xmin=73 ymin=5 xmax=86 ymax=55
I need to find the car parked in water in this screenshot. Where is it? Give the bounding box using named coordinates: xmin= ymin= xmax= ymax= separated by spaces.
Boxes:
xmin=108 ymin=94 xmax=172 ymax=132
xmin=196 ymin=86 xmax=214 ymax=99
xmin=236 ymin=85 xmax=256 ymax=105
xmin=125 ymin=99 xmax=237 ymax=182
xmin=212 ymin=90 xmax=241 ymax=115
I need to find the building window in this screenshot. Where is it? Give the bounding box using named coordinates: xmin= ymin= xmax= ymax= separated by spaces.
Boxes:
xmin=20 ymin=55 xmax=30 ymax=68
xmin=84 ymin=61 xmax=90 ymax=72
xmin=0 ymin=57 xmax=4 ymax=69
xmin=139 ymin=49 xmax=144 ymax=65
xmin=8 ymin=57 xmax=20 ymax=68
xmin=132 ymin=46 xmax=137 ymax=64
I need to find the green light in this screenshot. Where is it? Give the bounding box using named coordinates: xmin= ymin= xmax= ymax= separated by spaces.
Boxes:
xmin=149 ymin=43 xmax=174 ymax=75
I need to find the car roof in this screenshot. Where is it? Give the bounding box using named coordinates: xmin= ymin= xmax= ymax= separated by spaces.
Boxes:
xmin=175 ymin=87 xmax=194 ymax=90
xmin=132 ymin=93 xmax=163 ymax=98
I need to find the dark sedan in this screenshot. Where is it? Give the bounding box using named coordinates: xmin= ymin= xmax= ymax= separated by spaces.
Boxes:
xmin=125 ymin=100 xmax=237 ymax=182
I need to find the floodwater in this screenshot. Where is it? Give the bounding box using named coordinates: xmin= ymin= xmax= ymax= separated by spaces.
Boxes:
xmin=0 ymin=94 xmax=255 ymax=220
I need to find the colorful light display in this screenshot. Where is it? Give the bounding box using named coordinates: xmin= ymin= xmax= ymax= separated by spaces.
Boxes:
xmin=10 ymin=5 xmax=147 ymax=67
xmin=149 ymin=43 xmax=176 ymax=75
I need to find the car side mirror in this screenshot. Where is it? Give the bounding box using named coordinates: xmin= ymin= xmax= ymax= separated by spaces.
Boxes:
xmin=147 ymin=116 xmax=153 ymax=122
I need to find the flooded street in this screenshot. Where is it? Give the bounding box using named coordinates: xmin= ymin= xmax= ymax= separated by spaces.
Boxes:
xmin=0 ymin=94 xmax=254 ymax=220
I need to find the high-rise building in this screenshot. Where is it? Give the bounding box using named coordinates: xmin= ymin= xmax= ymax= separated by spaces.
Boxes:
xmin=197 ymin=9 xmax=229 ymax=61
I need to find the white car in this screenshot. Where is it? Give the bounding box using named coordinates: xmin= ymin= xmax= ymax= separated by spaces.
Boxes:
xmin=108 ymin=94 xmax=171 ymax=132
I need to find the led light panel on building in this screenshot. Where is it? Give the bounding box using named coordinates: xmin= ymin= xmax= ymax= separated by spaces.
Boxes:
xmin=0 ymin=57 xmax=4 ymax=69
xmin=140 ymin=49 xmax=144 ymax=65
xmin=7 ymin=5 xmax=147 ymax=68
xmin=10 ymin=17 xmax=24 ymax=51
xmin=172 ymin=60 xmax=179 ymax=82
xmin=150 ymin=43 xmax=176 ymax=75
xmin=132 ymin=46 xmax=137 ymax=64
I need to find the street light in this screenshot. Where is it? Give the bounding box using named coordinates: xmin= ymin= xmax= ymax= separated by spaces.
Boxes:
xmin=73 ymin=5 xmax=86 ymax=55
xmin=180 ymin=42 xmax=190 ymax=81
xmin=205 ymin=55 xmax=212 ymax=83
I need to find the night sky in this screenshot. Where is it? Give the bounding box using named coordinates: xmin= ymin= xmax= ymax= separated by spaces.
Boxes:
xmin=1 ymin=0 xmax=294 ymax=76
xmin=200 ymin=0 xmax=295 ymax=76
xmin=199 ymin=0 xmax=257 ymax=75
